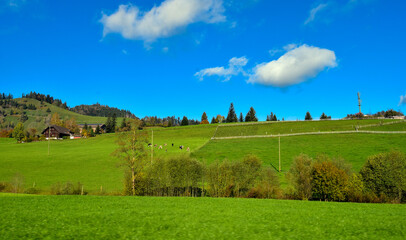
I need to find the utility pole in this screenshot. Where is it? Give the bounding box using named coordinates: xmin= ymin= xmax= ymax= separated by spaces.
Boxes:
xmin=151 ymin=130 xmax=153 ymax=163
xmin=278 ymin=135 xmax=281 ymax=172
xmin=48 ymin=124 xmax=50 ymax=156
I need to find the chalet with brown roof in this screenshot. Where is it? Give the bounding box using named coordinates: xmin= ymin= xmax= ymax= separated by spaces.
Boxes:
xmin=42 ymin=125 xmax=73 ymax=139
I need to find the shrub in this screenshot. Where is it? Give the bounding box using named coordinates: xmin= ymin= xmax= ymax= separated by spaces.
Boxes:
xmin=50 ymin=182 xmax=87 ymax=195
xmin=311 ymin=158 xmax=349 ymax=202
xmin=24 ymin=187 xmax=40 ymax=194
xmin=0 ymin=182 xmax=12 ymax=192
xmin=360 ymin=151 xmax=406 ymax=203
xmin=286 ymin=154 xmax=313 ymax=200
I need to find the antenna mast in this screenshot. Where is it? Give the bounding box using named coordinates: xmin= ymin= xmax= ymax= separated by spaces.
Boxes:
xmin=357 ymin=92 xmax=362 ymax=114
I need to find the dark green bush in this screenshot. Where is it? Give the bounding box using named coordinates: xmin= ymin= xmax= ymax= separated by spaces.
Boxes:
xmin=360 ymin=151 xmax=406 ymax=203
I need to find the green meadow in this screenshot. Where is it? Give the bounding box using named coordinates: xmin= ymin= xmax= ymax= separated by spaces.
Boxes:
xmin=0 ymin=194 xmax=405 ymax=239
xmin=1 ymin=120 xmax=406 ymax=193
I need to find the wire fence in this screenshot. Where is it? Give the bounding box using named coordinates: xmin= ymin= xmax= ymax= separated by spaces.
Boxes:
xmin=212 ymin=130 xmax=406 ymax=140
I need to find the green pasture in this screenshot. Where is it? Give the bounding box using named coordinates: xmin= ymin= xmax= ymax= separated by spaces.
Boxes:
xmin=1 ymin=120 xmax=406 ymax=193
xmin=0 ymin=194 xmax=405 ymax=239
xmin=214 ymin=119 xmax=397 ymax=137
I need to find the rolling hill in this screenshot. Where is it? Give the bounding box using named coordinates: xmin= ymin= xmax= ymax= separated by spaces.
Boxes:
xmin=1 ymin=119 xmax=405 ymax=193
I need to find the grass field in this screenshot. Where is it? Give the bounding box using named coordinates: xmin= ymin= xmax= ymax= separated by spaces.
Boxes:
xmin=214 ymin=119 xmax=398 ymax=137
xmin=0 ymin=194 xmax=405 ymax=239
xmin=1 ymin=119 xmax=406 ymax=193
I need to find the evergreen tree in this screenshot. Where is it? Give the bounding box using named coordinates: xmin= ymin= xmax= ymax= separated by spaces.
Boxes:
xmin=211 ymin=117 xmax=216 ymax=124
xmin=112 ymin=114 xmax=117 ymax=132
xmin=181 ymin=116 xmax=189 ymax=126
xmin=320 ymin=113 xmax=328 ymax=120
xmin=245 ymin=107 xmax=258 ymax=122
xmin=121 ymin=118 xmax=127 ymax=130
xmin=105 ymin=116 xmax=112 ymax=133
xmin=239 ymin=112 xmax=244 ymax=122
xmin=46 ymin=108 xmax=51 ymax=113
xmin=226 ymin=103 xmax=238 ymax=123
xmin=20 ymin=112 xmax=28 ymax=122
xmin=83 ymin=123 xmax=88 ymax=131
xmin=305 ymin=112 xmax=313 ymax=121
xmin=272 ymin=114 xmax=277 ymax=121
xmin=95 ymin=125 xmax=101 ymax=135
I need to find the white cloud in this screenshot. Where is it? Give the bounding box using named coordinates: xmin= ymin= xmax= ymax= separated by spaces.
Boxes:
xmin=195 ymin=56 xmax=248 ymax=81
xmin=248 ymin=44 xmax=337 ymax=87
xmin=399 ymin=94 xmax=406 ymax=106
xmin=162 ymin=47 xmax=169 ymax=53
xmin=122 ymin=49 xmax=128 ymax=55
xmin=100 ymin=0 xmax=225 ymax=42
xmin=304 ymin=3 xmax=328 ymax=25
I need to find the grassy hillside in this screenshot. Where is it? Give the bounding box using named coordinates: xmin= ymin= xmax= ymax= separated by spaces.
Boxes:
xmin=1 ymin=119 xmax=406 ymax=193
xmin=0 ymin=194 xmax=405 ymax=239
xmin=0 ymin=98 xmax=123 ymax=131
xmin=214 ymin=119 xmax=398 ymax=137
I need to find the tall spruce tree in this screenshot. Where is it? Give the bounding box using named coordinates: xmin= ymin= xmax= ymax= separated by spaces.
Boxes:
xmin=245 ymin=107 xmax=258 ymax=122
xmin=181 ymin=116 xmax=189 ymax=126
xmin=305 ymin=112 xmax=313 ymax=121
xmin=112 ymin=114 xmax=117 ymax=132
xmin=239 ymin=112 xmax=244 ymax=122
xmin=226 ymin=103 xmax=238 ymax=123
xmin=211 ymin=117 xmax=216 ymax=124
xmin=105 ymin=116 xmax=112 ymax=133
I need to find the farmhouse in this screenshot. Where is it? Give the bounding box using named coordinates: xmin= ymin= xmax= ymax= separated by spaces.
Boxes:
xmin=78 ymin=124 xmax=106 ymax=133
xmin=42 ymin=125 xmax=74 ymax=139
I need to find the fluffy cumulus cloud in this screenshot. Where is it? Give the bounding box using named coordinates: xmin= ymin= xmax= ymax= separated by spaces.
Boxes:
xmin=100 ymin=0 xmax=225 ymax=42
xmin=195 ymin=57 xmax=248 ymax=81
xmin=399 ymin=94 xmax=406 ymax=106
xmin=248 ymin=44 xmax=337 ymax=87
xmin=304 ymin=3 xmax=328 ymax=24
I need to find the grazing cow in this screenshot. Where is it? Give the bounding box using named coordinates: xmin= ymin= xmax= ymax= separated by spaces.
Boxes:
xmin=172 ymin=143 xmax=174 ymax=147
xmin=164 ymin=143 xmax=167 ymax=147
xmin=154 ymin=144 xmax=157 ymax=147
xmin=159 ymin=145 xmax=162 ymax=149
xmin=186 ymin=147 xmax=190 ymax=152
xmin=179 ymin=145 xmax=183 ymax=150
xmin=148 ymin=143 xmax=152 ymax=147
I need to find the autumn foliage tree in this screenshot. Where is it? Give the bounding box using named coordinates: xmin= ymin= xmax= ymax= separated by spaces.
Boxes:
xmin=112 ymin=119 xmax=149 ymax=196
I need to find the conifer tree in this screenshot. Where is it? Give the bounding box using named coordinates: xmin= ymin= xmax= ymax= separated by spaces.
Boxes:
xmin=305 ymin=112 xmax=313 ymax=121
xmin=226 ymin=103 xmax=238 ymax=123
xmin=211 ymin=117 xmax=216 ymax=124
xmin=245 ymin=107 xmax=258 ymax=122
xmin=239 ymin=112 xmax=244 ymax=122
xmin=181 ymin=116 xmax=189 ymax=126
xmin=95 ymin=125 xmax=101 ymax=135
xmin=105 ymin=116 xmax=112 ymax=133
xmin=112 ymin=114 xmax=117 ymax=132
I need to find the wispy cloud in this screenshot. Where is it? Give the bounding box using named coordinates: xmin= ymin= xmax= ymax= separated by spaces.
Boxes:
xmin=399 ymin=94 xmax=406 ymax=106
xmin=304 ymin=3 xmax=328 ymax=25
xmin=304 ymin=0 xmax=375 ymax=25
xmin=248 ymin=44 xmax=337 ymax=87
xmin=195 ymin=56 xmax=248 ymax=82
xmin=100 ymin=0 xmax=225 ymax=43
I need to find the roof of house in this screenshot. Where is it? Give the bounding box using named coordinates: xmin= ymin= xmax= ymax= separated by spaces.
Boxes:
xmin=41 ymin=125 xmax=73 ymax=135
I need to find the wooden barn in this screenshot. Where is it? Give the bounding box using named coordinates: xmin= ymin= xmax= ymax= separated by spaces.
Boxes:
xmin=42 ymin=125 xmax=73 ymax=139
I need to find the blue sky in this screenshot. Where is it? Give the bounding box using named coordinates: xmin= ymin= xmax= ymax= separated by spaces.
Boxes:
xmin=1 ymin=0 xmax=405 ymax=120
